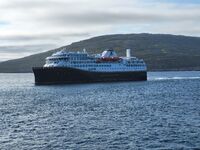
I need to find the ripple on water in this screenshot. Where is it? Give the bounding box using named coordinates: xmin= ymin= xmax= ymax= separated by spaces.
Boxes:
xmin=0 ymin=72 xmax=200 ymax=149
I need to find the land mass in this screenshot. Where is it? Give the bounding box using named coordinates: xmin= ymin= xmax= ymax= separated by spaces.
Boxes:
xmin=0 ymin=33 xmax=200 ymax=73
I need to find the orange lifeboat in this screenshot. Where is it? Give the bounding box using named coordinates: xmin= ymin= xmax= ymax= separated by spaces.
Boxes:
xmin=96 ymin=57 xmax=121 ymax=63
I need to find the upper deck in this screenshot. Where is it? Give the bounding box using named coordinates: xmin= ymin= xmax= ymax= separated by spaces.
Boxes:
xmin=44 ymin=49 xmax=147 ymax=72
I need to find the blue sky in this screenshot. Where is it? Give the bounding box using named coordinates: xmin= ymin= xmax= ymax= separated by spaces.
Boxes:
xmin=163 ymin=0 xmax=200 ymax=4
xmin=0 ymin=0 xmax=199 ymax=61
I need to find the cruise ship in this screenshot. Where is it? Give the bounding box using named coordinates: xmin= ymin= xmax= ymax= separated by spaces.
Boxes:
xmin=32 ymin=48 xmax=147 ymax=85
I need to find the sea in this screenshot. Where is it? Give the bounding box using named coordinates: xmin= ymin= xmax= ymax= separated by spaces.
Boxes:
xmin=0 ymin=71 xmax=200 ymax=150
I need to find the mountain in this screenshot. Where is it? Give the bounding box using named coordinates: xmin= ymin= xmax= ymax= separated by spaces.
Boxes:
xmin=0 ymin=33 xmax=200 ymax=73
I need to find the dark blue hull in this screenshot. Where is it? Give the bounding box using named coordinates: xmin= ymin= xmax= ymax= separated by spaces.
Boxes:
xmin=32 ymin=67 xmax=147 ymax=85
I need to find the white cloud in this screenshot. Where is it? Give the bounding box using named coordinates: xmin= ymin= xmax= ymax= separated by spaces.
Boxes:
xmin=0 ymin=0 xmax=199 ymax=61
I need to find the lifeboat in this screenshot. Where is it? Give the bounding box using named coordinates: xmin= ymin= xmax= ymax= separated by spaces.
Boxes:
xmin=96 ymin=57 xmax=121 ymax=63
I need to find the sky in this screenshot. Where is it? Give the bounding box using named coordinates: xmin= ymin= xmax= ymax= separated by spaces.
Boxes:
xmin=0 ymin=0 xmax=200 ymax=61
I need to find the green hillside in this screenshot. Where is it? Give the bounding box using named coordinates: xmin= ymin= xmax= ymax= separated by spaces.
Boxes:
xmin=0 ymin=33 xmax=200 ymax=72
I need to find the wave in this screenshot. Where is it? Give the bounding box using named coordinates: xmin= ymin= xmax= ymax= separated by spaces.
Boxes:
xmin=149 ymin=76 xmax=200 ymax=81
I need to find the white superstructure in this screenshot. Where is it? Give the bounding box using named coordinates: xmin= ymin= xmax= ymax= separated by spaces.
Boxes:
xmin=44 ymin=48 xmax=147 ymax=72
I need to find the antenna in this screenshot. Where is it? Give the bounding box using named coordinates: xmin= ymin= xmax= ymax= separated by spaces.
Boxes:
xmin=83 ymin=48 xmax=87 ymax=53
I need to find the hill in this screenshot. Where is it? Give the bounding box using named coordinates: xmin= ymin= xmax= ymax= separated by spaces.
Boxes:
xmin=0 ymin=33 xmax=200 ymax=72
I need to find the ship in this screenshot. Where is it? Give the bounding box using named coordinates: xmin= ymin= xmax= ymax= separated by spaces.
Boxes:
xmin=32 ymin=48 xmax=147 ymax=85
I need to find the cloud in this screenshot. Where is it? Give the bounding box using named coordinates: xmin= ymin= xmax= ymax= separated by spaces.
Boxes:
xmin=0 ymin=0 xmax=199 ymax=61
xmin=0 ymin=44 xmax=57 ymax=61
xmin=0 ymin=44 xmax=56 ymax=53
xmin=37 ymin=10 xmax=200 ymax=26
xmin=0 ymin=33 xmax=90 ymax=42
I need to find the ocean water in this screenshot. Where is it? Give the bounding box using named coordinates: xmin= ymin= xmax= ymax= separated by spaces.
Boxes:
xmin=0 ymin=71 xmax=200 ymax=150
